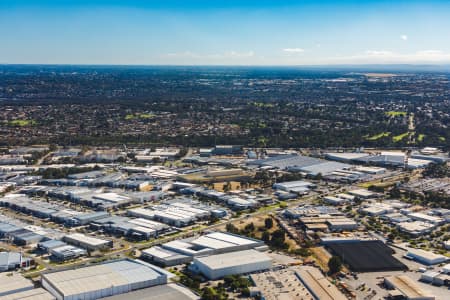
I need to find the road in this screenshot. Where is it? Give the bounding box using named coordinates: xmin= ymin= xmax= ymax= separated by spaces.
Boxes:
xmin=11 ymin=182 xmax=344 ymax=278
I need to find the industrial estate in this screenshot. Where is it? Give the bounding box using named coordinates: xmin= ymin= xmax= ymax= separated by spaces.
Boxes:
xmin=0 ymin=142 xmax=449 ymax=300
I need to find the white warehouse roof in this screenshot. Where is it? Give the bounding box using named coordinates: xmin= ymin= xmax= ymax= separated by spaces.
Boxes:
xmin=41 ymin=260 xmax=167 ymax=300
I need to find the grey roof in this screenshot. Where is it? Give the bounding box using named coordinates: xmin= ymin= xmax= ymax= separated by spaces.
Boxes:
xmin=100 ymin=284 xmax=199 ymax=300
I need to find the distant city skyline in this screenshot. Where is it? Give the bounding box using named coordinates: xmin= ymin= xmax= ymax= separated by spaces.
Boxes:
xmin=1 ymin=0 xmax=450 ymax=65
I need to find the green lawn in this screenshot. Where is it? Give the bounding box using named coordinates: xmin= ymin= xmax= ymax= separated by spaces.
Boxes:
xmin=392 ymin=132 xmax=409 ymax=142
xmin=8 ymin=119 xmax=36 ymax=126
xmin=439 ymin=136 xmax=446 ymax=142
xmin=385 ymin=111 xmax=407 ymax=117
xmin=367 ymin=132 xmax=391 ymax=140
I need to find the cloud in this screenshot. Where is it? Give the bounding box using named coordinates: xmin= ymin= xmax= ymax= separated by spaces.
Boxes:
xmin=331 ymin=49 xmax=450 ymax=64
xmin=400 ymin=34 xmax=408 ymax=41
xmin=283 ymin=48 xmax=305 ymax=53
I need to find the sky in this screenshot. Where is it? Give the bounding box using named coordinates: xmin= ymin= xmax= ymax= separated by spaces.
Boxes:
xmin=1 ymin=0 xmax=450 ymax=65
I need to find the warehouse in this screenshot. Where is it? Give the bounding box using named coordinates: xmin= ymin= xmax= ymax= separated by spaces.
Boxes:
xmin=0 ymin=288 xmax=56 ymax=300
xmin=66 ymin=211 xmax=110 ymax=226
xmin=90 ymin=215 xmax=169 ymax=240
xmin=398 ymin=221 xmax=435 ymax=236
xmin=272 ymin=180 xmax=315 ymax=193
xmin=141 ymin=246 xmax=192 ymax=267
xmin=324 ymin=196 xmax=347 ymax=206
xmin=101 ymin=284 xmax=199 ymax=300
xmin=405 ymin=248 xmax=449 ymax=265
xmin=384 ymin=275 xmax=435 ymax=300
xmin=63 ymin=233 xmax=112 ymax=251
xmin=326 ymin=218 xmax=358 ymax=231
xmin=0 ymin=273 xmax=34 ymax=297
xmin=0 ymin=252 xmax=34 ymax=272
xmin=50 ymin=245 xmax=87 ymax=262
xmin=348 ymin=189 xmax=378 ymax=199
xmin=295 ymin=266 xmax=347 ymax=300
xmin=190 ymin=249 xmax=272 ymax=280
xmin=142 ymin=232 xmax=266 ymax=266
xmin=38 ymin=240 xmax=67 ymax=253
xmin=41 ymin=259 xmax=168 ymax=300
xmin=407 ymin=212 xmax=445 ymax=225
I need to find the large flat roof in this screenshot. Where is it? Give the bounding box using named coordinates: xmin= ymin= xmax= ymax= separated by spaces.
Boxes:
xmin=296 ymin=267 xmax=346 ymax=300
xmin=0 ymin=273 xmax=33 ymax=295
xmin=42 ymin=260 xmax=165 ymax=298
xmin=194 ymin=249 xmax=271 ymax=269
xmin=0 ymin=288 xmax=55 ymax=300
xmin=101 ymin=284 xmax=198 ymax=300
xmin=64 ymin=233 xmax=110 ymax=246
xmin=385 ymin=275 xmax=434 ymax=299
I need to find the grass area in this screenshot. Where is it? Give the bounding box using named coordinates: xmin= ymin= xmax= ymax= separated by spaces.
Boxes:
xmin=439 ymin=136 xmax=446 ymax=141
xmin=125 ymin=113 xmax=155 ymax=120
xmin=392 ymin=132 xmax=409 ymax=142
xmin=8 ymin=119 xmax=36 ymax=126
xmin=385 ymin=111 xmax=407 ymax=117
xmin=417 ymin=134 xmax=426 ymax=142
xmin=367 ymin=132 xmax=391 ymax=140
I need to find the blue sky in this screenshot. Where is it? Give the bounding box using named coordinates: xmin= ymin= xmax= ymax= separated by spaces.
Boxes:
xmin=1 ymin=0 xmax=450 ymax=65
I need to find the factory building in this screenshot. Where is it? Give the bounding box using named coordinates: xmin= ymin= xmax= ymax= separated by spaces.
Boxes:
xmin=384 ymin=275 xmax=435 ymax=300
xmin=0 ymin=288 xmax=56 ymax=300
xmin=63 ymin=233 xmax=112 ymax=251
xmin=190 ymin=249 xmax=272 ymax=280
xmin=128 ymin=201 xmax=215 ymax=227
xmin=0 ymin=252 xmax=34 ymax=272
xmin=326 ymin=218 xmax=358 ymax=231
xmin=0 ymin=273 xmax=34 ymax=297
xmin=397 ymin=221 xmax=436 ymax=236
xmin=405 ymin=248 xmax=449 ymax=265
xmin=88 ymin=214 xmax=169 ymax=241
xmin=141 ymin=246 xmax=192 ymax=267
xmin=141 ymin=232 xmax=266 ymax=266
xmin=407 ymin=212 xmax=445 ymax=225
xmin=41 ymin=259 xmax=168 ymax=300
xmin=50 ymin=245 xmax=87 ymax=262
xmin=100 ymin=284 xmax=199 ymax=300
xmin=273 ymin=180 xmax=316 ymax=194
xmin=295 ymin=266 xmax=347 ymax=300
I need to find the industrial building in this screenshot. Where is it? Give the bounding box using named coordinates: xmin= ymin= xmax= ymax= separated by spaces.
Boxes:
xmin=249 ymin=268 xmax=314 ymax=300
xmin=384 ymin=275 xmax=435 ymax=300
xmin=248 ymin=154 xmax=351 ymax=176
xmin=128 ymin=200 xmax=215 ymax=227
xmin=63 ymin=233 xmax=112 ymax=251
xmin=50 ymin=245 xmax=87 ymax=262
xmin=295 ymin=266 xmax=347 ymax=300
xmin=190 ymin=249 xmax=272 ymax=280
xmin=0 ymin=252 xmax=34 ymax=272
xmin=397 ymin=221 xmax=436 ymax=236
xmin=327 ymin=151 xmax=433 ymax=169
xmin=41 ymin=259 xmax=168 ymax=300
xmin=0 ymin=288 xmax=56 ymax=300
xmin=0 ymin=273 xmax=34 ymax=297
xmin=272 ymin=180 xmax=315 ymax=194
xmin=141 ymin=232 xmax=266 ymax=266
xmin=405 ymin=248 xmax=449 ymax=265
xmin=407 ymin=212 xmax=445 ymax=225
xmin=100 ymin=284 xmax=199 ymax=300
xmin=141 ymin=246 xmax=191 ymax=267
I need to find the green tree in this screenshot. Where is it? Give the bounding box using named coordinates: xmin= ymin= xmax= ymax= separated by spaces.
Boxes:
xmin=264 ymin=217 xmax=273 ymax=229
xmin=328 ymin=256 xmax=342 ymax=274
